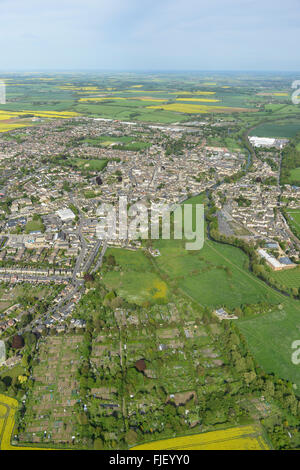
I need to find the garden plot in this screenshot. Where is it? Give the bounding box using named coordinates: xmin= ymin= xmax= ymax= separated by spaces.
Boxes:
xmin=18 ymin=335 xmax=83 ymax=446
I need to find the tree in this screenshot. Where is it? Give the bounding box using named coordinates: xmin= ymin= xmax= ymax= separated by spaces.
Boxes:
xmin=12 ymin=335 xmax=24 ymax=349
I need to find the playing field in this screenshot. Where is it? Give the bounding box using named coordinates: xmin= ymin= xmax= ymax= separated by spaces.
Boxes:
xmin=286 ymin=209 xmax=300 ymax=238
xmin=131 ymin=425 xmax=269 ymax=450
xmin=270 ymin=266 xmax=300 ymax=289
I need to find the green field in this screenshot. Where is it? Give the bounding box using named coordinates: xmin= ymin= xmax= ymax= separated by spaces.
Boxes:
xmin=103 ymin=236 xmax=300 ymax=392
xmin=84 ymin=135 xmax=151 ymax=151
xmin=102 ymin=248 xmax=168 ymax=305
xmin=289 ymin=168 xmax=300 ymax=184
xmin=238 ymin=300 xmax=300 ymax=393
xmin=72 ymin=158 xmax=108 ymax=171
xmin=153 ymin=237 xmax=280 ymax=309
xmin=25 ymin=219 xmax=45 ymax=233
xmin=51 ymin=155 xmax=108 ymax=173
xmin=286 ymin=209 xmax=300 ymax=233
xmin=250 ymin=121 xmax=300 ymax=138
xmin=270 ymin=267 xmax=300 ymax=289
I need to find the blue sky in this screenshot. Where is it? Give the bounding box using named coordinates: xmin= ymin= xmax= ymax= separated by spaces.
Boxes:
xmin=0 ymin=0 xmax=299 ymax=71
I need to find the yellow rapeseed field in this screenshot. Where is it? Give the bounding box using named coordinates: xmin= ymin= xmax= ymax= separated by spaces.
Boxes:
xmin=147 ymin=103 xmax=229 ymax=113
xmin=0 ymin=109 xmax=80 ymax=134
xmin=131 ymin=425 xmax=270 ymax=450
xmin=176 ymin=98 xmax=220 ymax=103
xmin=58 ymin=86 xmax=99 ymax=91
xmin=170 ymin=91 xmax=216 ymax=95
xmin=79 ymin=97 xmax=125 ymax=102
xmin=0 ymin=123 xmax=31 ymax=133
xmin=136 ymin=98 xmax=167 ymax=102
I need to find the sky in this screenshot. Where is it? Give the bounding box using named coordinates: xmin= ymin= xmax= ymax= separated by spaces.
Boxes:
xmin=0 ymin=0 xmax=299 ymax=71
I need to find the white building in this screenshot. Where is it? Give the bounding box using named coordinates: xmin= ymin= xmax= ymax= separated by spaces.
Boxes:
xmin=56 ymin=208 xmax=76 ymax=222
xmin=0 ymin=340 xmax=6 ymax=366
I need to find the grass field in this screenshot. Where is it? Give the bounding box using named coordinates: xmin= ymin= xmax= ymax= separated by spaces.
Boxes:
xmin=238 ymin=299 xmax=300 ymax=393
xmin=25 ymin=219 xmax=45 ymax=233
xmin=286 ymin=209 xmax=300 ymax=234
xmin=153 ymin=237 xmax=280 ymax=309
xmin=147 ymin=103 xmax=251 ymax=114
xmin=250 ymin=121 xmax=300 ymax=138
xmin=289 ymin=168 xmax=300 ymax=183
xmin=102 ymin=248 xmax=169 ymax=305
xmin=270 ymin=266 xmax=300 ymax=289
xmin=85 ymin=135 xmax=151 ymax=151
xmin=131 ymin=425 xmax=269 ymax=450
xmin=72 ymin=158 xmax=108 ymax=172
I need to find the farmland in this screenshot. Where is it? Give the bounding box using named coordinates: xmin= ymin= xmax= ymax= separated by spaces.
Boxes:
xmin=250 ymin=120 xmax=300 ymax=138
xmin=131 ymin=424 xmax=270 ymax=450
xmin=0 ymin=72 xmax=296 ymax=128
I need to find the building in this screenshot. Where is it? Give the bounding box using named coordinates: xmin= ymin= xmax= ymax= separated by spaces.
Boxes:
xmin=56 ymin=208 xmax=76 ymax=222
xmin=258 ymin=249 xmax=295 ymax=271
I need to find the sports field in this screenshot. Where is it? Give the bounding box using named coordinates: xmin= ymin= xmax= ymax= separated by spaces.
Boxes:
xmin=286 ymin=209 xmax=300 ymax=237
xmin=131 ymin=425 xmax=270 ymax=450
xmin=270 ymin=266 xmax=300 ymax=289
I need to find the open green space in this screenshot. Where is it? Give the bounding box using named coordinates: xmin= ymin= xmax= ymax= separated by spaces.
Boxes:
xmin=84 ymin=135 xmax=151 ymax=151
xmin=238 ymin=300 xmax=300 ymax=393
xmin=269 ymin=267 xmax=300 ymax=289
xmin=286 ymin=209 xmax=300 ymax=232
xmin=250 ymin=121 xmax=300 ymax=138
xmin=102 ymin=248 xmax=169 ymax=305
xmin=289 ymin=168 xmax=300 ymax=184
xmin=25 ymin=219 xmax=45 ymax=233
